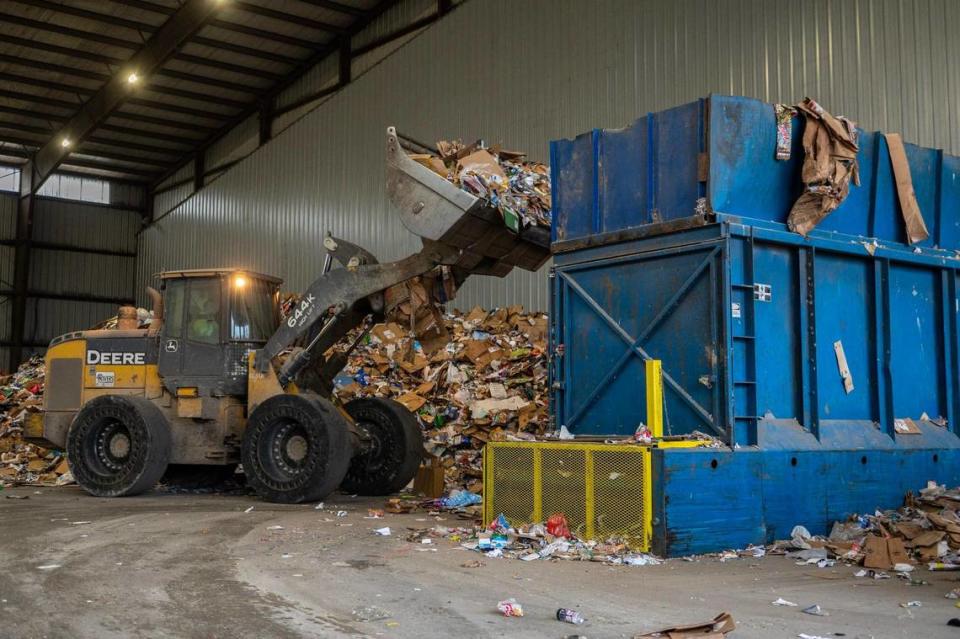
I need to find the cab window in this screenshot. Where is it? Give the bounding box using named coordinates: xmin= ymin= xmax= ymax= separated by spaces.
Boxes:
xmin=230 ymin=277 xmax=276 ymax=342
xmin=164 ymin=279 xmax=185 ymax=338
xmin=186 ymin=279 xmax=221 ymax=344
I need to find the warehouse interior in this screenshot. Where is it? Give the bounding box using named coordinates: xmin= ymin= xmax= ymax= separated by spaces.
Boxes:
xmin=2 ymin=1 xmax=960 ymax=637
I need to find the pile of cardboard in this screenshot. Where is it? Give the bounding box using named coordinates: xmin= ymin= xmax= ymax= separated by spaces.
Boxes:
xmin=331 ymin=306 xmax=549 ymax=492
xmin=407 ymin=139 xmax=551 ymax=230
xmin=774 ymin=482 xmax=960 ymax=570
xmin=0 ymin=358 xmax=72 ymax=487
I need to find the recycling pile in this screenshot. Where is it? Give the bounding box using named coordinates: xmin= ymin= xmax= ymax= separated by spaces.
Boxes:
xmin=331 ymin=306 xmax=549 ymax=492
xmin=407 ymin=139 xmax=551 ymax=230
xmin=0 ymin=357 xmax=72 ymax=487
xmin=769 ymin=482 xmax=960 ymax=571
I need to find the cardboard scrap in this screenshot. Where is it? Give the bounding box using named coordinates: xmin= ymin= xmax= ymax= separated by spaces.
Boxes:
xmin=634 ymin=611 xmax=736 ymax=638
xmin=894 ymin=418 xmax=922 ymax=435
xmin=781 ymin=482 xmax=960 ymax=569
xmin=833 ymin=340 xmax=854 ymax=394
xmin=884 ymin=133 xmax=929 ymax=244
xmin=786 ymin=97 xmax=860 ymax=236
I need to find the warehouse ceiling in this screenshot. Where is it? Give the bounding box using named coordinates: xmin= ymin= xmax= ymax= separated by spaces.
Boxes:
xmin=0 ymin=0 xmax=399 ymax=186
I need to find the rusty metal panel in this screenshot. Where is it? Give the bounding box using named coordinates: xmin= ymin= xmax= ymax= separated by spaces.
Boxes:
xmin=139 ymin=0 xmax=960 ymax=313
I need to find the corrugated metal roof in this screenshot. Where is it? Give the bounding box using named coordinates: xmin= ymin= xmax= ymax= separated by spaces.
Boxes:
xmin=0 ymin=0 xmax=399 ymax=184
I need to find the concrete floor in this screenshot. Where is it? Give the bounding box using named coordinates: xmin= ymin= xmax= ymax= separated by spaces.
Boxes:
xmin=1 ymin=487 xmax=959 ymax=639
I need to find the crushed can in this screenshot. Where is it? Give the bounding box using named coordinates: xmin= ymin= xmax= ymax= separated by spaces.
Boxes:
xmin=557 ymin=608 xmax=585 ymax=625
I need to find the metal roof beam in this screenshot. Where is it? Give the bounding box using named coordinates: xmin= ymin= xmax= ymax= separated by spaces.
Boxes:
xmin=232 ymin=2 xmax=348 ymax=34
xmin=0 ymin=144 xmax=160 ymax=177
xmin=18 ymin=0 xmax=316 ymax=48
xmin=154 ymin=69 xmax=262 ymax=96
xmin=0 ymin=71 xmax=243 ymax=118
xmin=0 ymin=87 xmax=218 ymax=133
xmin=9 ymin=0 xmax=308 ymax=64
xmin=0 ymin=34 xmax=270 ymax=91
xmin=71 ymin=148 xmax=172 ymax=168
xmin=0 ymin=121 xmax=181 ymax=156
xmin=96 ymin=124 xmax=199 ymax=147
xmin=28 ymin=0 xmax=223 ymax=189
xmin=0 ymin=12 xmax=293 ymax=78
xmin=106 ymin=0 xmax=330 ymax=49
xmin=206 ymin=19 xmax=320 ymax=50
xmin=0 ymin=53 xmax=254 ymax=105
xmin=296 ymin=0 xmax=370 ymax=18
xmin=0 ymin=52 xmax=105 ymax=81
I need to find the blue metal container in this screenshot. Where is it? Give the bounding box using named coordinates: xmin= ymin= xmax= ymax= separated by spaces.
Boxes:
xmin=551 ymin=95 xmax=960 ymax=253
xmin=548 ymin=96 xmax=960 ymax=555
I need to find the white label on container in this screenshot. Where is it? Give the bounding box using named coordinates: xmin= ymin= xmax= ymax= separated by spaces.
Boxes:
xmin=95 ymin=371 xmax=115 ymax=388
xmin=731 ymin=302 xmax=742 ymax=318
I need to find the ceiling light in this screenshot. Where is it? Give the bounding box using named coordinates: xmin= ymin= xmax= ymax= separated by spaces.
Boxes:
xmin=126 ymin=72 xmax=139 ymax=85
xmin=60 ymin=138 xmax=71 ymax=148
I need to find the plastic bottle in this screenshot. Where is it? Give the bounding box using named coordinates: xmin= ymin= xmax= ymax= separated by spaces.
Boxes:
xmin=556 ymin=608 xmax=585 ymax=625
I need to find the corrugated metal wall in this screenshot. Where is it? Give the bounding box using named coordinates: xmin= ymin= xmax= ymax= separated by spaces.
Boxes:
xmin=0 ymin=195 xmax=142 ymax=361
xmin=0 ymin=194 xmax=16 ymax=368
xmin=138 ymin=0 xmax=960 ymax=311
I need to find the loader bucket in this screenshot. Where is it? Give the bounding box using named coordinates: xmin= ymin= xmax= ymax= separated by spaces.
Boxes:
xmin=385 ymin=127 xmax=551 ymax=277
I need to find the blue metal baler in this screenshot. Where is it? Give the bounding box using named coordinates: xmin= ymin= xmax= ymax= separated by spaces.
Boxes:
xmin=549 ymin=95 xmax=960 ymax=556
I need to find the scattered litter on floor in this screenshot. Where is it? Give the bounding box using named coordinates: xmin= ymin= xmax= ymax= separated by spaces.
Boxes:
xmin=800 ymin=604 xmax=828 ymax=616
xmin=772 ymin=598 xmax=798 ymax=607
xmin=556 ymin=608 xmax=585 ymax=625
xmin=496 ymin=598 xmax=524 ymax=617
xmin=373 ymin=527 xmax=391 ymax=536
xmin=351 ymin=605 xmax=391 ymax=622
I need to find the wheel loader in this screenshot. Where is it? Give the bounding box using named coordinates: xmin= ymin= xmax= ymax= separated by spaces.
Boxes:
xmin=23 ymin=128 xmax=551 ymax=503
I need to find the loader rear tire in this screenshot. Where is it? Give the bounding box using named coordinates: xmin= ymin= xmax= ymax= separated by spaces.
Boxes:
xmin=67 ymin=395 xmax=171 ymax=497
xmin=242 ymin=394 xmax=351 ymax=504
xmin=339 ymin=398 xmax=424 ymax=496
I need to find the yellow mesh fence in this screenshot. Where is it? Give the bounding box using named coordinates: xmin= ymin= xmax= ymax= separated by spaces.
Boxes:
xmin=483 ymin=442 xmax=652 ymax=551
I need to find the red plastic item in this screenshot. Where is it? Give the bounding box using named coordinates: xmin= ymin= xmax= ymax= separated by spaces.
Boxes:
xmin=546 ymin=512 xmax=570 ymax=538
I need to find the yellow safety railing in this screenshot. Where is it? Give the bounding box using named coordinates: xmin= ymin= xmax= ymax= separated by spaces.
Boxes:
xmin=480 ymin=360 xmax=681 ymax=551
xmin=645 ymin=358 xmax=663 ymax=437
xmin=483 ymin=441 xmax=653 ymax=551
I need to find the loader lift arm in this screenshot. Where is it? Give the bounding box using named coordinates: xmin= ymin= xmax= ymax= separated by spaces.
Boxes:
xmin=254 ymin=126 xmax=551 ymax=391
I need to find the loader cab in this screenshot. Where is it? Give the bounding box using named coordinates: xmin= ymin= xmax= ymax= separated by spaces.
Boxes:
xmin=157 ymin=269 xmax=281 ymax=396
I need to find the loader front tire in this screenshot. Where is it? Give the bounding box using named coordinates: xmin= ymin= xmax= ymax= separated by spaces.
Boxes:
xmin=339 ymin=398 xmax=423 ymax=496
xmin=242 ymin=394 xmax=351 ymax=504
xmin=67 ymin=395 xmax=171 ymax=497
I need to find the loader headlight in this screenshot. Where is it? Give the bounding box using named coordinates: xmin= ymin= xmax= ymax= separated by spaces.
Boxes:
xmin=233 ymin=274 xmax=248 ymax=289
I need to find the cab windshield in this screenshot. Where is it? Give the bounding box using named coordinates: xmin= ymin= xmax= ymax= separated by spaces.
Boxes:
xmin=229 ymin=276 xmax=277 ymax=342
